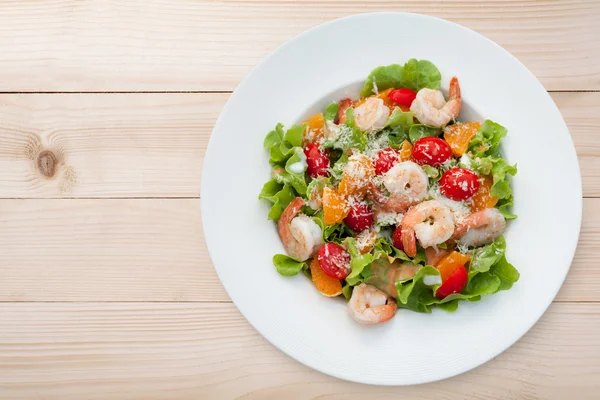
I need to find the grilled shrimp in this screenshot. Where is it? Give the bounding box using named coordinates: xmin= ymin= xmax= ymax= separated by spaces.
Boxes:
xmin=348 ymin=283 xmax=397 ymax=324
xmin=410 ymin=77 xmax=461 ymax=128
xmin=401 ymin=200 xmax=455 ymax=257
xmin=354 ymin=97 xmax=390 ymax=132
xmin=278 ymin=197 xmax=323 ymax=261
xmin=367 ymin=161 xmax=428 ymax=213
xmin=452 ymin=208 xmax=506 ymax=247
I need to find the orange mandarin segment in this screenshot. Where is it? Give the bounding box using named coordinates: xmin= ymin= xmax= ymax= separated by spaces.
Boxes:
xmin=443 ymin=121 xmax=481 ymax=157
xmin=356 ymin=229 xmax=378 ymax=255
xmin=338 ymin=154 xmax=375 ymax=199
xmin=468 ymin=175 xmax=498 ymax=212
xmin=399 ymin=140 xmax=413 ymax=161
xmin=375 ymin=88 xmax=395 ymax=108
xmin=302 ymin=113 xmax=325 ymax=144
xmin=323 ymin=186 xmax=348 ymax=225
xmin=436 ymin=251 xmax=472 ymax=282
xmin=310 ymin=258 xmax=343 ymax=297
xmin=353 ymin=88 xmax=399 ymax=111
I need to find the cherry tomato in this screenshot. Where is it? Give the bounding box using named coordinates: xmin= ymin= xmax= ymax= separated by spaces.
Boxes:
xmin=317 ymin=243 xmax=351 ymax=280
xmin=304 ymin=143 xmax=329 ymax=178
xmin=392 ymin=225 xmax=404 ymax=251
xmin=411 ymin=137 xmax=452 ymax=167
xmin=344 ymin=201 xmax=374 ymax=233
xmin=436 ymin=265 xmax=468 ymax=299
xmin=439 ymin=168 xmax=480 ymax=201
xmin=388 ymin=88 xmax=417 ymax=107
xmin=373 ymin=148 xmax=400 ymax=175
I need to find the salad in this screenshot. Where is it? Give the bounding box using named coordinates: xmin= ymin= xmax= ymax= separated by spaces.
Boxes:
xmin=259 ymin=59 xmax=519 ymax=324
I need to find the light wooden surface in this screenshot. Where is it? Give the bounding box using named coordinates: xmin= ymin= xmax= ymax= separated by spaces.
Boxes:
xmin=0 ymin=0 xmax=598 ymax=399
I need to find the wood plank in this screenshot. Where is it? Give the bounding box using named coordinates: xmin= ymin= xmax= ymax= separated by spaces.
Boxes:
xmin=0 ymin=198 xmax=595 ymax=302
xmin=0 ymin=0 xmax=597 ymax=92
xmin=0 ymin=302 xmax=597 ymax=399
xmin=552 ymin=92 xmax=600 ymax=197
xmin=0 ymin=93 xmax=228 ymax=198
xmin=0 ymin=199 xmax=228 ymax=302
xmin=0 ymin=92 xmax=596 ymax=198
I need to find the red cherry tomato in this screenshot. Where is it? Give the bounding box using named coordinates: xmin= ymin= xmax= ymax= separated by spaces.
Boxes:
xmin=411 ymin=137 xmax=452 ymax=167
xmin=392 ymin=225 xmax=404 ymax=251
xmin=373 ymin=148 xmax=400 ymax=175
xmin=439 ymin=168 xmax=480 ymax=201
xmin=436 ymin=265 xmax=468 ymax=299
xmin=388 ymin=88 xmax=417 ymax=107
xmin=344 ymin=201 xmax=374 ymax=233
xmin=317 ymin=243 xmax=351 ymax=280
xmin=304 ymin=143 xmax=329 ymax=178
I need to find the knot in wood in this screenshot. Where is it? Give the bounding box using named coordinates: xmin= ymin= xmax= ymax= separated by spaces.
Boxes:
xmin=37 ymin=150 xmax=57 ymax=178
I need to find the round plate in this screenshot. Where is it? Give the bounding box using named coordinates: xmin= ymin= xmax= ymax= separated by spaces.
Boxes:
xmin=201 ymin=13 xmax=581 ymax=385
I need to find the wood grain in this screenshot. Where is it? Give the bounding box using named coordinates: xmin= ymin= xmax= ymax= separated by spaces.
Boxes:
xmin=0 ymin=0 xmax=598 ymax=92
xmin=0 ymin=197 xmax=594 ymax=303
xmin=0 ymin=93 xmax=229 ymax=198
xmin=0 ymin=92 xmax=596 ymax=198
xmin=0 ymin=302 xmax=597 ymax=399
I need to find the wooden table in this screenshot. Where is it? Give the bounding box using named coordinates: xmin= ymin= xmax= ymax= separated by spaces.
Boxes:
xmin=0 ymin=1 xmax=598 ymax=398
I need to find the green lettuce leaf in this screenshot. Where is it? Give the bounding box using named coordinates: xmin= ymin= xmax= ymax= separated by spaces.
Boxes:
xmin=490 ymin=158 xmax=517 ymax=199
xmin=258 ymin=179 xmax=296 ymax=220
xmin=361 ymin=64 xmax=405 ymax=97
xmin=385 ymin=107 xmax=414 ymax=130
xmin=469 ymin=155 xmax=517 ymax=218
xmin=345 ymin=107 xmax=356 ymax=127
xmin=468 ymin=120 xmax=507 ymax=158
xmin=393 ymin=236 xmax=519 ymax=313
xmin=283 ymin=148 xmax=308 ymax=195
xmin=421 ymin=165 xmax=440 ymax=180
xmin=395 ymin=266 xmax=441 ymax=313
xmin=402 ymin=59 xmax=442 ymax=92
xmin=324 ymin=102 xmax=340 ymax=121
xmin=384 ymin=107 xmax=414 ymax=147
xmin=346 ymin=238 xmax=386 ymax=279
xmin=469 ymin=236 xmax=506 ymax=277
xmin=260 ymin=123 xmax=311 ymax=220
xmin=466 ymin=121 xmax=517 ymax=218
xmin=322 ymin=124 xmax=367 ymax=153
xmin=360 ymin=59 xmax=441 ymax=97
xmin=465 ymin=236 xmax=519 ymax=293
xmin=409 ymin=124 xmax=442 ymax=143
xmin=342 ymin=284 xmax=353 ymax=301
xmin=263 ymin=123 xmax=284 ymax=149
xmin=272 ymin=254 xmax=305 ymax=276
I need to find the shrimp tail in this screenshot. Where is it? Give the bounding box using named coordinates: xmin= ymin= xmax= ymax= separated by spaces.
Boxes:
xmin=371 ymin=301 xmax=397 ymax=324
xmin=367 ymin=181 xmax=388 ymax=207
xmin=367 ymin=181 xmax=411 ymax=213
xmin=277 ymin=197 xmax=305 ymax=251
xmin=401 ymin=226 xmax=417 ymax=257
xmin=445 ymin=77 xmax=462 ymax=122
xmin=449 ymin=76 xmax=461 ymax=102
xmin=449 ymin=220 xmax=470 ymax=243
xmin=337 ymin=98 xmax=352 ymax=125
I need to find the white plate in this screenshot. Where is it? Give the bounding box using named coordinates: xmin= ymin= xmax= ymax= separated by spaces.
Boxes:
xmin=201 ymin=13 xmax=582 ymax=385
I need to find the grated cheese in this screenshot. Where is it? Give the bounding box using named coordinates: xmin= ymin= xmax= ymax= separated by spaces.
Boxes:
xmin=428 ymin=184 xmax=471 ymax=225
